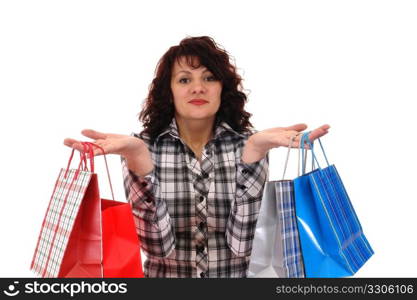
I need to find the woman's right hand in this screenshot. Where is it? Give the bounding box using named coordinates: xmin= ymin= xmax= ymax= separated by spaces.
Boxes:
xmin=63 ymin=129 xmax=146 ymax=160
xmin=64 ymin=129 xmax=154 ymax=176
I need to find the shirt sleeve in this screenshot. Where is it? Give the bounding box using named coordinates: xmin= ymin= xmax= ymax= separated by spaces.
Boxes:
xmin=226 ymin=153 xmax=269 ymax=257
xmin=121 ymin=155 xmax=175 ymax=258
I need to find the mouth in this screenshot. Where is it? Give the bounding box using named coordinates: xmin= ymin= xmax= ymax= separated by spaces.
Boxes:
xmin=188 ymin=99 xmax=209 ymax=106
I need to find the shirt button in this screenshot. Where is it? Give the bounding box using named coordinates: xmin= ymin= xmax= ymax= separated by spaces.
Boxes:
xmin=238 ymin=184 xmax=247 ymax=190
xmin=200 ymin=272 xmax=206 ymax=278
xmin=141 ymin=181 xmax=148 ymax=187
xmin=199 ymin=196 xmax=205 ymax=202
xmin=242 ymin=168 xmax=249 ymax=174
xmin=144 ymin=198 xmax=153 ymax=203
xmin=202 ymin=172 xmax=209 ymax=179
xmin=196 ymin=244 xmax=205 ymax=253
xmin=198 ymin=222 xmax=205 ymax=230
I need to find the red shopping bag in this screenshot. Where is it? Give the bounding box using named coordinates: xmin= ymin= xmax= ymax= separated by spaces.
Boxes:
xmin=30 ymin=142 xmax=144 ymax=278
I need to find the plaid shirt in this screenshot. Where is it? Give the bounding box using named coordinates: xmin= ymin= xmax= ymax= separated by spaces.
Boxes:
xmin=121 ymin=118 xmax=268 ymax=278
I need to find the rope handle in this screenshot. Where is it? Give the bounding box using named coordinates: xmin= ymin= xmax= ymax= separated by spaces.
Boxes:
xmin=63 ymin=142 xmax=115 ymax=201
xmin=299 ymin=132 xmax=331 ymax=175
xmin=64 ymin=143 xmax=88 ymax=180
xmin=81 ymin=142 xmax=115 ymax=201
xmin=281 ymin=133 xmax=301 ymax=180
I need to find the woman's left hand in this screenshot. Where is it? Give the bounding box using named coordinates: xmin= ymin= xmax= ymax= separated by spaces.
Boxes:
xmin=241 ymin=123 xmax=330 ymax=163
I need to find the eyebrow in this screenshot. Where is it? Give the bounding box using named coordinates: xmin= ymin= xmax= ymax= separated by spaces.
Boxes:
xmin=174 ymin=68 xmax=210 ymax=76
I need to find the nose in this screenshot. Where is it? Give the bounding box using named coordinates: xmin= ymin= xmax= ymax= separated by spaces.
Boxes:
xmin=191 ymin=79 xmax=207 ymax=94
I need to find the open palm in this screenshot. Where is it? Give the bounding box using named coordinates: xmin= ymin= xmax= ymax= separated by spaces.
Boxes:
xmin=63 ymin=129 xmax=144 ymax=157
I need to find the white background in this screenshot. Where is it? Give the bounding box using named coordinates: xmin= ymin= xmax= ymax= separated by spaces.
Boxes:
xmin=1 ymin=0 xmax=416 ymax=277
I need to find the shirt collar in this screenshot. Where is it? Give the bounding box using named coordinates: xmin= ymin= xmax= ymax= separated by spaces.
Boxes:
xmin=155 ymin=117 xmax=246 ymax=142
xmin=214 ymin=120 xmax=246 ymax=139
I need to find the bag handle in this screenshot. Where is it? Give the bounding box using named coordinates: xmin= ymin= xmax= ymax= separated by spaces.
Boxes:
xmin=282 ymin=131 xmax=321 ymax=179
xmin=304 ymin=133 xmax=330 ymax=168
xmin=300 ymin=132 xmax=314 ymax=174
xmin=299 ymin=132 xmax=330 ymax=175
xmin=281 ymin=133 xmax=301 ymax=180
xmin=81 ymin=142 xmax=115 ymax=201
xmin=63 ymin=142 xmax=115 ymax=201
xmin=64 ymin=142 xmax=89 ymax=180
xmin=296 ymin=132 xmax=310 ymax=176
xmin=316 ymin=138 xmax=330 ymax=167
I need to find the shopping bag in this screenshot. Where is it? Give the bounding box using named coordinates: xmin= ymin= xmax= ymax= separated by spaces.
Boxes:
xmin=294 ymin=133 xmax=374 ymax=277
xmin=30 ymin=142 xmax=144 ymax=278
xmin=101 ymin=199 xmax=144 ymax=277
xmin=248 ymin=136 xmax=305 ymax=278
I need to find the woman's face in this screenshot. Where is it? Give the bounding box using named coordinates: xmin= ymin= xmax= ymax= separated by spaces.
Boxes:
xmin=170 ymin=56 xmax=222 ymax=122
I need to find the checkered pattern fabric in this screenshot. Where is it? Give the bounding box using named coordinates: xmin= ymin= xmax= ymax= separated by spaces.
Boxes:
xmin=121 ymin=118 xmax=268 ymax=278
xmin=31 ymin=169 xmax=92 ymax=277
xmin=275 ymin=180 xmax=305 ymax=277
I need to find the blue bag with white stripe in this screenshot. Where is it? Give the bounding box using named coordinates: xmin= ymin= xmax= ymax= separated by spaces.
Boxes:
xmin=294 ymin=133 xmax=374 ymax=277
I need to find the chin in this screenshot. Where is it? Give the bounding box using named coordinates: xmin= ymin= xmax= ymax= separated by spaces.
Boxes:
xmin=178 ymin=111 xmax=217 ymax=121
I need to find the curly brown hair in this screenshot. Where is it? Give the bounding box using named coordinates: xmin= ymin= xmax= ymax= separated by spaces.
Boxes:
xmin=138 ymin=36 xmax=253 ymax=142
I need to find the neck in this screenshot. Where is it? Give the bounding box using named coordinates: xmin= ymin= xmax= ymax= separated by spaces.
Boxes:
xmin=175 ymin=115 xmax=215 ymax=150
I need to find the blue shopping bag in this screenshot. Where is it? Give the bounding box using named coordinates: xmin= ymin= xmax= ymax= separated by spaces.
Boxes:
xmin=293 ymin=133 xmax=374 ymax=277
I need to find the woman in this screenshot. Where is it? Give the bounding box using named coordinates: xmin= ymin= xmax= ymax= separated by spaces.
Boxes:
xmin=64 ymin=36 xmax=330 ymax=278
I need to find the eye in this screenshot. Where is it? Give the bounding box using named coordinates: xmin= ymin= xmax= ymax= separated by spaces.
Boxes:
xmin=205 ymin=75 xmax=217 ymax=81
xmin=179 ymin=78 xmax=190 ymax=84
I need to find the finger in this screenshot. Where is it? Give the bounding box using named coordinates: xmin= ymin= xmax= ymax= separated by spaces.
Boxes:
xmin=63 ymin=138 xmax=84 ymax=152
xmin=321 ymin=124 xmax=331 ymax=130
xmin=282 ymin=123 xmax=308 ymax=132
xmin=81 ymin=129 xmax=107 ymax=140
xmin=64 ymin=138 xmax=81 ymax=149
xmin=63 ymin=138 xmax=77 ymax=147
xmin=308 ymin=126 xmax=330 ymax=141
